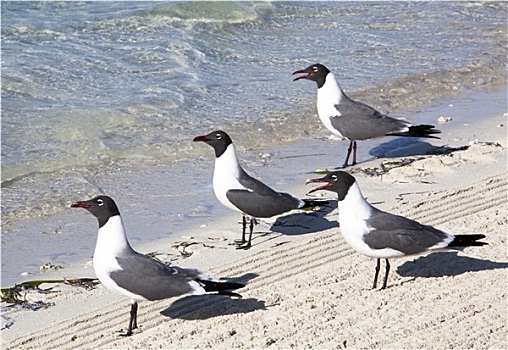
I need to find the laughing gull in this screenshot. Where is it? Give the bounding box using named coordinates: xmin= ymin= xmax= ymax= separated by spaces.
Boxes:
xmin=293 ymin=63 xmax=441 ymax=167
xmin=193 ymin=130 xmax=327 ymax=249
xmin=306 ymin=171 xmax=487 ymax=289
xmin=71 ymin=195 xmax=244 ymax=336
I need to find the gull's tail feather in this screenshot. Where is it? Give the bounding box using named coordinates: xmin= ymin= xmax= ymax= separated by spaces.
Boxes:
xmin=196 ymin=278 xmax=245 ymax=296
xmin=388 ymin=124 xmax=441 ymax=139
xmin=301 ymin=199 xmax=331 ymax=209
xmin=448 ymin=234 xmax=487 ymax=248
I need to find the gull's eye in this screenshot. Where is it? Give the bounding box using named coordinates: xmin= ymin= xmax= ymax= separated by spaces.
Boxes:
xmin=330 ymin=175 xmax=338 ymax=182
xmin=216 ymin=133 xmax=222 ymax=139
xmin=312 ymin=66 xmax=318 ymax=72
xmin=97 ymin=198 xmax=104 ymax=206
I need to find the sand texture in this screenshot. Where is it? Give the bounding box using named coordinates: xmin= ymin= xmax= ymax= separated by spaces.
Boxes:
xmin=2 ymin=103 xmax=507 ymax=349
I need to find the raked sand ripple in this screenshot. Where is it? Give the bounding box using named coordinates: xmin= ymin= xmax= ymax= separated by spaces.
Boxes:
xmin=6 ymin=170 xmax=506 ymax=349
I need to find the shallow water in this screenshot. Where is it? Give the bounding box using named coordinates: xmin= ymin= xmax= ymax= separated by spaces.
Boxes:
xmin=1 ymin=2 xmax=507 ymax=286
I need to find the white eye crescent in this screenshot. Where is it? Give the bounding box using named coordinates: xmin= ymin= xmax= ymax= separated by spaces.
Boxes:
xmin=312 ymin=66 xmax=318 ymax=72
xmin=331 ymin=175 xmax=338 ymax=181
xmin=97 ymin=199 xmax=104 ymax=206
xmin=216 ymin=133 xmax=222 ymax=139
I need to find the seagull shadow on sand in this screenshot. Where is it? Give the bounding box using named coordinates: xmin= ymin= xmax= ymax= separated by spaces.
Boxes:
xmin=369 ymin=138 xmax=469 ymax=160
xmin=396 ymin=252 xmax=508 ymax=279
xmin=270 ymin=199 xmax=338 ymax=235
xmin=240 ymin=201 xmax=337 ymax=248
xmin=161 ymin=273 xmax=265 ymax=320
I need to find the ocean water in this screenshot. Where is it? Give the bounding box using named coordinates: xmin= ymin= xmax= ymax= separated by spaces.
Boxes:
xmin=1 ymin=1 xmax=506 ymax=285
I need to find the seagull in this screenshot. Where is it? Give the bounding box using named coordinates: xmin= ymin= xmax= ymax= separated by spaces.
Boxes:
xmin=194 ymin=130 xmax=328 ymax=249
xmin=71 ymin=195 xmax=244 ymax=336
xmin=306 ymin=171 xmax=487 ymax=289
xmin=293 ymin=63 xmax=441 ymax=167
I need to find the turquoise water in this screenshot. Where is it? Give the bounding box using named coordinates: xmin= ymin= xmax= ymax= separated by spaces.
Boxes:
xmin=2 ymin=2 xmax=505 ymax=182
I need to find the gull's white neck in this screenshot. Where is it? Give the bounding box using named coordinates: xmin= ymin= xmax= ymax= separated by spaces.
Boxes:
xmin=214 ymin=143 xmax=242 ymax=180
xmin=336 ymin=182 xmax=377 ymax=256
xmin=317 ymin=72 xmax=344 ymax=105
xmin=213 ymin=143 xmax=245 ymax=212
xmin=338 ymin=182 xmax=373 ymax=223
xmin=94 ymin=215 xmax=133 ymax=259
xmin=92 ymin=215 xmax=143 ymax=301
xmin=316 ymin=72 xmax=346 ymax=137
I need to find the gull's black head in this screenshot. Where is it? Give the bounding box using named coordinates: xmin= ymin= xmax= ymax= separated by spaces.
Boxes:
xmin=193 ymin=130 xmax=233 ymax=158
xmin=293 ymin=63 xmax=330 ymax=88
xmin=306 ymin=171 xmax=356 ymax=201
xmin=71 ymin=195 xmax=120 ymax=228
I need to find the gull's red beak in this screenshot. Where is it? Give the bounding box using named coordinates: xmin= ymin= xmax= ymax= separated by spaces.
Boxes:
xmin=70 ymin=201 xmax=92 ymax=209
xmin=292 ymin=69 xmax=313 ymax=81
xmin=305 ymin=178 xmax=333 ymax=194
xmin=193 ymin=135 xmax=209 ymax=142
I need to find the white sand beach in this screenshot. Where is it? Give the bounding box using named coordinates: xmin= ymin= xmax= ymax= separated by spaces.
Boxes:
xmin=2 ymin=86 xmax=507 ymax=349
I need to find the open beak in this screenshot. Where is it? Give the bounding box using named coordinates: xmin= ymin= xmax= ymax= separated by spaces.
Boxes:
xmin=292 ymin=69 xmax=313 ymax=81
xmin=193 ymin=135 xmax=209 ymax=142
xmin=305 ymin=178 xmax=333 ymax=194
xmin=70 ymin=201 xmax=92 ymax=209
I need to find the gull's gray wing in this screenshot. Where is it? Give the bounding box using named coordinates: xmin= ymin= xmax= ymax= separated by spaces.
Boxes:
xmin=331 ymin=98 xmax=409 ymax=141
xmin=225 ymin=168 xmax=301 ymax=217
xmin=363 ymin=209 xmax=450 ymax=255
xmin=110 ymin=252 xmax=202 ymax=301
xmin=226 ymin=189 xmax=301 ymax=218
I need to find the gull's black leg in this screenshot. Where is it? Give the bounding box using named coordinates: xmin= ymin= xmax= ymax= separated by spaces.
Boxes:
xmin=380 ymin=259 xmax=390 ymax=290
xmin=247 ymin=218 xmax=256 ymax=248
xmin=342 ymin=141 xmax=354 ymax=168
xmin=372 ymin=258 xmax=381 ymax=289
xmin=132 ymin=301 xmax=138 ymax=330
xmin=122 ymin=301 xmax=138 ymax=336
xmin=237 ymin=218 xmax=257 ymax=250
xmin=241 ymin=215 xmax=247 ymax=244
xmin=352 ymin=141 xmax=358 ymax=166
xmin=234 ymin=215 xmax=247 ymax=247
